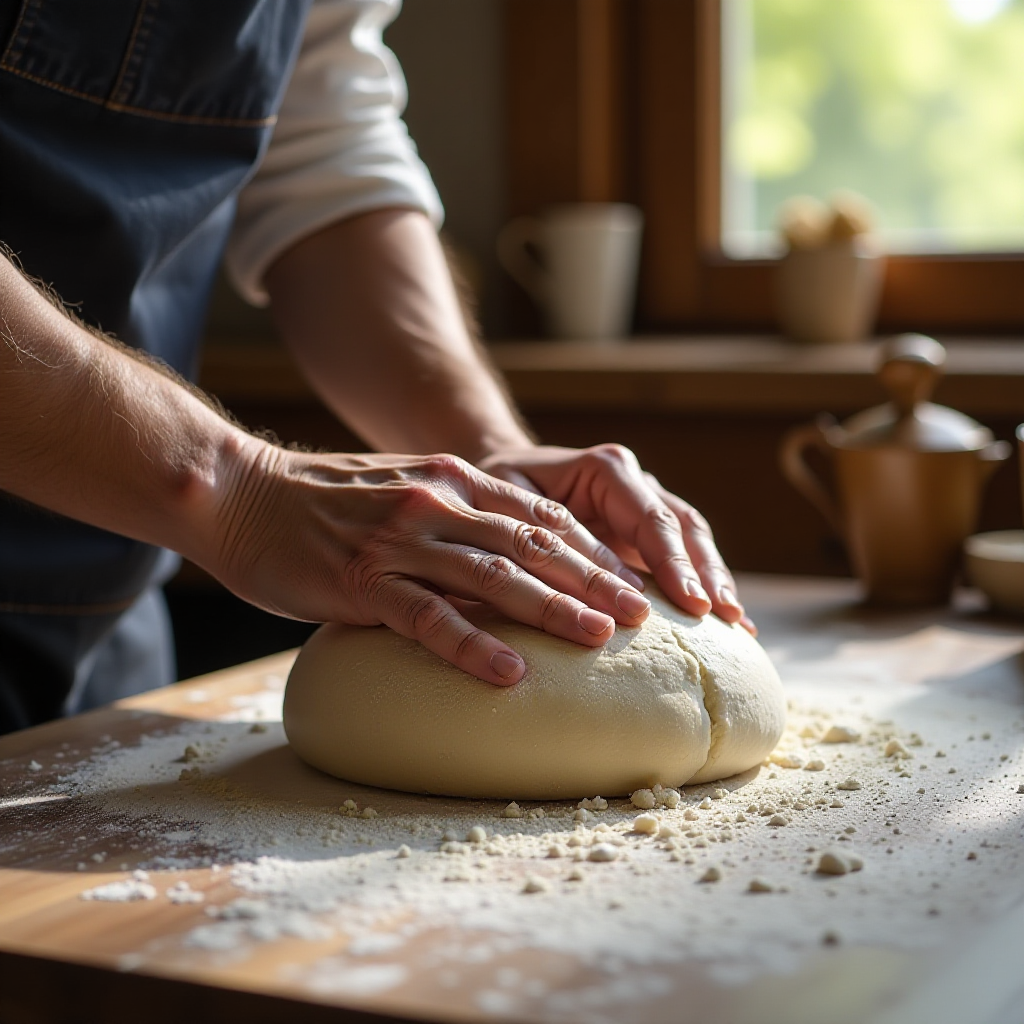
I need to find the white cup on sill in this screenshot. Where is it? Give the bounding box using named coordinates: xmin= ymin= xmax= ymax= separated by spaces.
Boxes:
xmin=498 ymin=203 xmax=643 ymax=340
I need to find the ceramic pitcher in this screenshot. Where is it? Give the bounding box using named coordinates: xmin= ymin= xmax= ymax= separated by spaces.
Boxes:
xmin=780 ymin=334 xmax=1010 ymax=605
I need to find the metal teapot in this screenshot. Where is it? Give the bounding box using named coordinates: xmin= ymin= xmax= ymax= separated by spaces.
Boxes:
xmin=780 ymin=334 xmax=1011 ymax=605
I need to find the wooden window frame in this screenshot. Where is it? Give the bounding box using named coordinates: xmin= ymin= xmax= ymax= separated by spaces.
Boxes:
xmin=505 ymin=0 xmax=1024 ymax=335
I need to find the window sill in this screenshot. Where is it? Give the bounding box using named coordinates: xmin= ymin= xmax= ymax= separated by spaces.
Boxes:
xmin=198 ymin=336 xmax=1024 ymax=418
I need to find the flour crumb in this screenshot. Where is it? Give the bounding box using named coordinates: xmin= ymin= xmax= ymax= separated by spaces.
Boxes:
xmin=547 ymin=844 xmax=568 ymax=859
xmin=817 ymin=850 xmax=863 ymax=876
xmin=501 ymin=802 xmax=523 ymax=819
xmin=588 ymin=844 xmax=619 ymax=863
xmin=167 ymin=881 xmax=204 ymax=905
xmin=27 ymin=760 xmax=42 ymax=772
xmin=884 ymin=739 xmax=911 ymax=759
xmin=396 ymin=845 xmax=411 ymax=859
xmin=700 ymin=866 xmax=722 ymax=883
xmin=630 ymin=789 xmax=657 ymax=810
xmin=683 ymin=808 xmax=700 ymax=821
xmin=632 ymin=813 xmax=660 ymax=835
xmin=803 ymin=759 xmax=826 ymax=772
xmin=767 ymin=814 xmax=789 ymax=827
xmin=522 ymin=875 xmax=550 ymax=894
xmin=699 ymin=797 xmax=713 ymax=810
xmin=823 ymin=725 xmax=861 ymax=744
xmin=81 ymin=879 xmax=157 ymax=902
xmin=466 ymin=826 xmax=487 ymax=844
xmin=748 ymin=878 xmax=774 ymax=893
xmin=836 ymin=778 xmax=863 ymax=791
xmin=770 ymin=751 xmax=806 ymax=769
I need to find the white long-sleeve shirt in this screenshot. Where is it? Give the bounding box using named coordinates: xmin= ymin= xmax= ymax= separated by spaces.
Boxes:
xmin=225 ymin=0 xmax=444 ymax=307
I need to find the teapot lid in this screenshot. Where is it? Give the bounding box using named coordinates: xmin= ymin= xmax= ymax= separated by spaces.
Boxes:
xmin=835 ymin=334 xmax=993 ymax=452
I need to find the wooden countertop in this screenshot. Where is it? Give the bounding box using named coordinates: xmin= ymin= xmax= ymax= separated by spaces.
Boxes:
xmin=3 ymin=576 xmax=1024 ymax=1024
xmin=198 ymin=336 xmax=1024 ymax=417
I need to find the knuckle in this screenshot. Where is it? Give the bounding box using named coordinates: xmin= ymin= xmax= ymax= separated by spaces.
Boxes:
xmin=645 ymin=504 xmax=680 ymax=531
xmin=473 ymin=553 xmax=519 ymax=596
xmin=424 ymin=452 xmax=471 ymax=481
xmin=534 ymin=497 xmax=572 ymax=532
xmin=655 ymin=552 xmax=695 ymax=574
xmin=452 ymin=627 xmax=487 ymax=663
xmin=538 ymin=589 xmax=575 ymax=627
xmin=582 ymin=565 xmax=610 ymax=598
xmin=594 ymin=442 xmax=633 ymax=466
xmin=512 ymin=522 xmax=560 ymax=565
xmin=405 ymin=593 xmax=451 ymax=642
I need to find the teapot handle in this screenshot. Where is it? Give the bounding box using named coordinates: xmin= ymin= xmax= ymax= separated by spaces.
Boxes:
xmin=779 ymin=418 xmax=845 ymax=537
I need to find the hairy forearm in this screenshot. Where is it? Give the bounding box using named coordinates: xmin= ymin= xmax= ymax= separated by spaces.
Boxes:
xmin=0 ymin=255 xmax=250 ymax=569
xmin=264 ymin=208 xmax=533 ymax=463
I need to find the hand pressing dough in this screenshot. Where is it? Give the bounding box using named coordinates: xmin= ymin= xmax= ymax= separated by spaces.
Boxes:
xmin=283 ymin=580 xmax=785 ymax=800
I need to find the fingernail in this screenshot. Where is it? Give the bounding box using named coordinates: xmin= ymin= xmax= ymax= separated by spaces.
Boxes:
xmin=717 ymin=586 xmax=742 ymax=610
xmin=684 ymin=579 xmax=710 ymax=604
xmin=741 ymin=615 xmax=758 ymax=636
xmin=579 ymin=607 xmax=614 ymax=635
xmin=618 ymin=567 xmax=646 ymax=591
xmin=616 ymin=589 xmax=650 ymax=618
xmin=490 ymin=651 xmax=524 ymax=680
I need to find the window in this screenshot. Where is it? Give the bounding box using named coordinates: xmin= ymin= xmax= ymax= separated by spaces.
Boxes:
xmin=505 ymin=0 xmax=1024 ymax=334
xmin=723 ymin=0 xmax=1024 ymax=257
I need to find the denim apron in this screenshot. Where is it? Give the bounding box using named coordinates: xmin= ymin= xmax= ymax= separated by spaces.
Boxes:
xmin=0 ymin=0 xmax=310 ymax=732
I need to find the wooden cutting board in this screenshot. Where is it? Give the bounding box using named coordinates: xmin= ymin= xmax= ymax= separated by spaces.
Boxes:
xmin=2 ymin=575 xmax=1024 ymax=1024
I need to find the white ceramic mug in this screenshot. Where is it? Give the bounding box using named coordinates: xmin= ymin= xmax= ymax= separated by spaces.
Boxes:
xmin=497 ymin=203 xmax=643 ymax=340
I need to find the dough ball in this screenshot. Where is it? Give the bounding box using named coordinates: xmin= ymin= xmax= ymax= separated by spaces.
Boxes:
xmin=283 ymin=582 xmax=785 ymax=800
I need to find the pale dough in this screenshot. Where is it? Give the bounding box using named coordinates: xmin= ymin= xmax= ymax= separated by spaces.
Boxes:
xmin=283 ymin=581 xmax=786 ymax=799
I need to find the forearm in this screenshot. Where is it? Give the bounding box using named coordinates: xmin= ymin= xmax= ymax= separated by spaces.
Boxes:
xmin=264 ymin=208 xmax=533 ymax=463
xmin=0 ymin=254 xmax=251 ymax=570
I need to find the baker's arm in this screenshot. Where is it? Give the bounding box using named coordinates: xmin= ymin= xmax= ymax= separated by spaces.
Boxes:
xmin=0 ymin=252 xmax=650 ymax=685
xmin=264 ymin=209 xmax=751 ymax=631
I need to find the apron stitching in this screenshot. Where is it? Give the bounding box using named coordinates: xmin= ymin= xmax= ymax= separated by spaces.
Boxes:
xmin=108 ymin=0 xmax=156 ymax=108
xmin=0 ymin=65 xmax=278 ymax=126
xmin=0 ymin=598 xmax=137 ymax=616
xmin=0 ymin=0 xmax=43 ymax=71
xmin=104 ymin=100 xmax=278 ymax=128
xmin=0 ymin=64 xmax=104 ymax=104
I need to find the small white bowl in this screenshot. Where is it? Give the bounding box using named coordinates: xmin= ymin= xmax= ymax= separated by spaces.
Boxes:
xmin=965 ymin=531 xmax=1024 ymax=615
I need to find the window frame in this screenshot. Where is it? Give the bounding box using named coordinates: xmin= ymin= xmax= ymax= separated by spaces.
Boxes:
xmin=504 ymin=0 xmax=1024 ymax=335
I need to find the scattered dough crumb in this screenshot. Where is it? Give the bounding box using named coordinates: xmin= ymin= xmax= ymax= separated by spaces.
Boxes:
xmin=836 ymin=778 xmax=863 ymax=791
xmin=466 ymin=826 xmax=487 ymax=844
xmin=803 ymin=759 xmax=825 ymax=772
xmin=588 ymin=844 xmax=619 ymax=863
xmin=502 ymin=802 xmax=523 ymax=819
xmin=884 ymin=739 xmax=910 ymax=759
xmin=700 ymin=866 xmax=722 ymax=883
xmin=630 ymin=789 xmax=657 ymax=810
xmin=699 ymin=797 xmax=713 ymax=810
xmin=823 ymin=725 xmax=861 ymax=744
xmin=770 ymin=751 xmax=806 ymax=769
xmin=632 ymin=813 xmax=660 ymax=835
xmin=396 ymin=845 xmax=411 ymax=859
xmin=748 ymin=878 xmax=774 ymax=893
xmin=522 ymin=875 xmax=550 ymax=894
xmin=816 ymin=850 xmax=863 ymax=876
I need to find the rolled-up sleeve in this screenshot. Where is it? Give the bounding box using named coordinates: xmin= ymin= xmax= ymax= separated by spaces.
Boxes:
xmin=225 ymin=0 xmax=444 ymax=306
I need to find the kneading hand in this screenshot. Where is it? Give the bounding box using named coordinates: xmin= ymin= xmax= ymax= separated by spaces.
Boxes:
xmin=478 ymin=443 xmax=755 ymax=634
xmin=207 ymin=443 xmax=654 ymax=687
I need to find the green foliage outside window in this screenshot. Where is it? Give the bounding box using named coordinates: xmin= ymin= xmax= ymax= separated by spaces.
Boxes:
xmin=723 ymin=0 xmax=1024 ymax=253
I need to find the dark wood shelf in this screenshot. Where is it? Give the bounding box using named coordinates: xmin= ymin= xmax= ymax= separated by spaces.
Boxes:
xmin=199 ymin=336 xmax=1024 ymax=418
